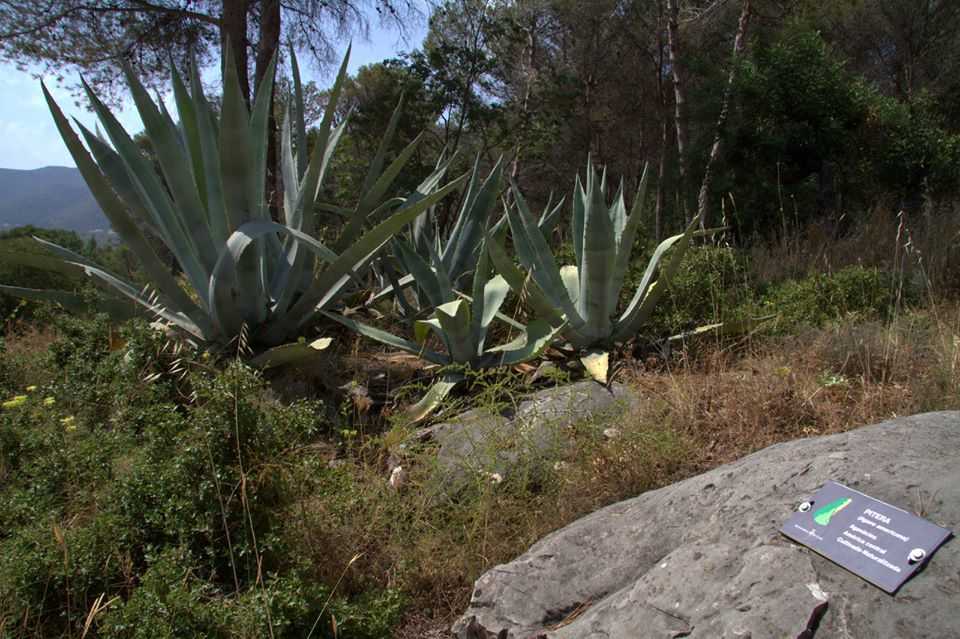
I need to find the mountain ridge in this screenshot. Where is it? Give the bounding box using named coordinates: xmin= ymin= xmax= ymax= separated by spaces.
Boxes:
xmin=0 ymin=166 xmax=112 ymax=237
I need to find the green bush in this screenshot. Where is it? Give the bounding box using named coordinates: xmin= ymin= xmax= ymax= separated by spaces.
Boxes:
xmin=0 ymin=316 xmax=404 ymax=638
xmin=761 ymin=265 xmax=904 ymax=330
xmin=648 ymin=245 xmax=756 ymax=336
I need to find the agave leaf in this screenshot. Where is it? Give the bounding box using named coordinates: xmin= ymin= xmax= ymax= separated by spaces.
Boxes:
xmin=188 ymin=60 xmax=229 ymax=246
xmin=80 ymin=78 xmax=210 ymax=301
xmin=0 ymin=285 xmax=88 ymax=313
xmin=41 ymin=83 xmax=209 ymax=328
xmin=209 ymin=220 xmax=341 ymax=338
xmin=323 ymin=311 xmax=447 ymax=365
xmin=507 ymin=185 xmax=585 ymax=330
xmin=413 ymin=316 xmax=443 ymax=345
xmin=339 ymin=132 xmax=425 ymax=249
xmin=394 ymin=239 xmax=449 ymax=309
xmin=571 ymin=173 xmax=586 ymax=265
xmin=0 ymin=241 xmax=84 ymax=276
xmin=249 ymin=337 xmax=332 ymax=369
xmin=578 ymin=164 xmax=616 ymax=340
xmin=249 ymin=51 xmax=279 ymax=219
xmin=358 ymin=95 xmax=404 ymax=203
xmin=485 ymin=319 xmax=561 ymax=367
xmin=537 ymin=192 xmax=565 ymax=236
xmin=75 ymin=263 xmax=207 ymax=339
xmin=434 ymin=299 xmax=475 ymax=364
xmin=170 ymin=63 xmax=207 ymax=209
xmin=219 ymin=43 xmax=267 ymax=325
xmin=76 ymin=123 xmax=156 ymax=235
xmin=289 ymin=44 xmax=309 ymax=177
xmin=122 ymin=64 xmax=218 ymax=276
xmin=580 ymin=349 xmax=609 ymax=384
xmin=406 ymin=372 xmax=463 ymax=423
xmin=610 ymin=164 xmax=650 ymax=302
xmin=614 ymin=213 xmax=702 ymax=340
xmin=559 ymin=265 xmax=580 ymax=308
xmin=281 ymin=175 xmax=468 ymax=335
xmin=444 ymin=156 xmax=504 ymax=285
xmin=485 ymin=231 xmax=564 ymax=327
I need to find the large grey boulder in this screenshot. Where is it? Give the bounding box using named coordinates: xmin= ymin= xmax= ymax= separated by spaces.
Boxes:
xmin=417 ymin=380 xmax=639 ymax=485
xmin=453 ymin=411 xmax=960 ymax=638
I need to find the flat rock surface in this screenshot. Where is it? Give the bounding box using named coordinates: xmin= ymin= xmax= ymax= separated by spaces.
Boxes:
xmin=453 ymin=411 xmax=960 ymax=638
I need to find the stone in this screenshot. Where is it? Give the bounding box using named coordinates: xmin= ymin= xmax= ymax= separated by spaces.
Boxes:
xmin=453 ymin=411 xmax=960 ymax=638
xmin=416 ymin=380 xmax=640 ymax=486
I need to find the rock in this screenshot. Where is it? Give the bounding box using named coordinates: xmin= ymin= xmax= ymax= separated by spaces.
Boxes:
xmin=417 ymin=380 xmax=640 ymax=486
xmin=453 ymin=411 xmax=960 ymax=638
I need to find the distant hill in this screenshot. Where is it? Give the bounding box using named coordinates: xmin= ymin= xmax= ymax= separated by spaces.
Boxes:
xmin=0 ymin=166 xmax=114 ymax=240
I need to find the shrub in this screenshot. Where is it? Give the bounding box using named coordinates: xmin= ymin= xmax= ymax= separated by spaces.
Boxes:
xmin=0 ymin=316 xmax=403 ymax=638
xmin=761 ymin=265 xmax=903 ymax=330
xmin=649 ymin=245 xmax=756 ymax=336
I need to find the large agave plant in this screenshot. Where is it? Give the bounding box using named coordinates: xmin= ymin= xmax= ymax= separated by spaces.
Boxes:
xmin=488 ymin=159 xmax=706 ymax=383
xmin=0 ymin=47 xmax=462 ymax=362
xmin=327 ymin=242 xmax=562 ymax=420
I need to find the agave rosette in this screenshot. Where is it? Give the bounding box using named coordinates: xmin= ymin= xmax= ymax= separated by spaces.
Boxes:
xmin=0 ymin=47 xmax=463 ymax=361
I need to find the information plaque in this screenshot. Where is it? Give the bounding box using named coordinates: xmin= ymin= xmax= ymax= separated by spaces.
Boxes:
xmin=781 ymin=481 xmax=952 ymax=593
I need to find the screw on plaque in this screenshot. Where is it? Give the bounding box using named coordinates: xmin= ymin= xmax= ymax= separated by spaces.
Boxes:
xmin=798 ymin=501 xmax=814 ymax=513
xmin=908 ymin=548 xmax=926 ymax=564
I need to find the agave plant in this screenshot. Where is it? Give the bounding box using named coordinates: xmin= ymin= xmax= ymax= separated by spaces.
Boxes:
xmin=0 ymin=47 xmax=463 ymax=363
xmin=488 ymin=159 xmax=709 ymax=383
xmin=327 ymin=242 xmax=562 ymax=420
xmin=372 ymin=154 xmax=564 ymax=318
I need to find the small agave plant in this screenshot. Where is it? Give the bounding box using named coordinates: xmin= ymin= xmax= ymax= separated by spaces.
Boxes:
xmin=0 ymin=46 xmax=462 ymax=365
xmin=489 ymin=159 xmax=709 ymax=383
xmin=327 ymin=243 xmax=562 ymax=420
xmin=372 ymin=154 xmax=564 ymax=318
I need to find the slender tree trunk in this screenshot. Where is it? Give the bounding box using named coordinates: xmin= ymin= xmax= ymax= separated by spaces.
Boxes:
xmin=255 ymin=0 xmax=282 ymax=219
xmin=221 ymin=0 xmax=250 ymax=105
xmin=695 ymin=0 xmax=751 ymax=232
xmin=666 ymin=0 xmax=689 ymax=224
xmin=655 ymin=0 xmax=667 ymax=242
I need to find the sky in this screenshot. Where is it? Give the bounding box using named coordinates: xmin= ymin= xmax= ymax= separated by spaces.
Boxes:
xmin=0 ymin=18 xmax=427 ymax=171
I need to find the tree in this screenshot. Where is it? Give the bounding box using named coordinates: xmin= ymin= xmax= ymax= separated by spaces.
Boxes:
xmin=0 ymin=1 xmax=420 ymax=103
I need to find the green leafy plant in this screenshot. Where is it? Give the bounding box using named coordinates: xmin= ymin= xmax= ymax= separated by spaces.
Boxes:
xmin=0 ymin=47 xmax=462 ymax=360
xmin=489 ymin=159 xmax=707 ymax=382
xmin=327 ymin=242 xmax=562 ymax=420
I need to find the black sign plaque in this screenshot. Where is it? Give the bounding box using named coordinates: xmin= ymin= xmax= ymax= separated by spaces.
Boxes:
xmin=781 ymin=480 xmax=952 ymax=593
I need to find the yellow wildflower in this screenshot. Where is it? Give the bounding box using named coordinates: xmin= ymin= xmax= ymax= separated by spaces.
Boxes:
xmin=25 ymin=385 xmax=37 ymax=392
xmin=43 ymin=397 xmax=56 ymax=406
xmin=2 ymin=395 xmax=28 ymax=410
xmin=61 ymin=416 xmax=77 ymax=431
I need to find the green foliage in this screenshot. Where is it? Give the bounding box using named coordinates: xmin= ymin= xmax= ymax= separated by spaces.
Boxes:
xmin=650 ymin=246 xmax=756 ymax=335
xmin=0 ymin=317 xmax=403 ymax=638
xmin=0 ymin=227 xmax=135 ymax=321
xmin=761 ymin=265 xmax=903 ymax=330
xmin=725 ymin=25 xmax=960 ymax=236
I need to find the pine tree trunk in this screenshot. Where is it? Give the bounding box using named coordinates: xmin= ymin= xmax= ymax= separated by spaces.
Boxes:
xmin=666 ymin=0 xmax=689 ymax=224
xmin=255 ymin=0 xmax=282 ymax=220
xmin=695 ymin=0 xmax=752 ymax=232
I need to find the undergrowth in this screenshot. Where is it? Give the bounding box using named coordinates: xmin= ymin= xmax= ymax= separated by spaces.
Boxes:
xmin=2 ymin=206 xmax=960 ymax=637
